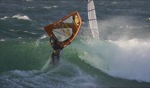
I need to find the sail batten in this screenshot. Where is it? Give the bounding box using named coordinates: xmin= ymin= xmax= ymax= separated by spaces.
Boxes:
xmin=88 ymin=9 xmax=95 ymax=12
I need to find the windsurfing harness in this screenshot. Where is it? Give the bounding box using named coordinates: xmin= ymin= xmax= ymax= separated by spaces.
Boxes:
xmin=44 ymin=11 xmax=82 ymax=47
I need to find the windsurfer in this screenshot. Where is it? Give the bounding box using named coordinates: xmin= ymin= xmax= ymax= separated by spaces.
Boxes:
xmin=49 ymin=37 xmax=64 ymax=64
xmin=44 ymin=11 xmax=82 ymax=64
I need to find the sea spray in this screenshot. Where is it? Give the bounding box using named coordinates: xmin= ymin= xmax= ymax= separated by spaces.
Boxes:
xmin=78 ymin=38 xmax=150 ymax=83
xmin=41 ymin=55 xmax=51 ymax=72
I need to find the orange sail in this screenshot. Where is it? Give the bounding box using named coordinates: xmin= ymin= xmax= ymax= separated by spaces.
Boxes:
xmin=44 ymin=11 xmax=82 ymax=47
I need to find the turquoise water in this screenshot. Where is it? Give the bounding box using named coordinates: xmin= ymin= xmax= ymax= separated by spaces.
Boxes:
xmin=0 ymin=0 xmax=150 ymax=87
xmin=0 ymin=39 xmax=150 ymax=88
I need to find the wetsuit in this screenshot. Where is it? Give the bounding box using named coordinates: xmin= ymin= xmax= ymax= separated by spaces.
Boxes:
xmin=50 ymin=38 xmax=63 ymax=63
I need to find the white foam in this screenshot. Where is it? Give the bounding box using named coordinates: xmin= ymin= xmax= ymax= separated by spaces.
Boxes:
xmin=39 ymin=35 xmax=47 ymax=39
xmin=34 ymin=35 xmax=48 ymax=47
xmin=79 ymin=38 xmax=150 ymax=83
xmin=43 ymin=6 xmax=52 ymax=9
xmin=53 ymin=6 xmax=58 ymax=8
xmin=0 ymin=16 xmax=9 ymax=20
xmin=18 ymin=37 xmax=22 ymax=39
xmin=26 ymin=0 xmax=33 ymax=2
xmin=9 ymin=29 xmax=15 ymax=32
xmin=24 ymin=31 xmax=36 ymax=35
xmin=27 ymin=7 xmax=35 ymax=9
xmin=111 ymin=1 xmax=118 ymax=5
xmin=43 ymin=6 xmax=58 ymax=9
xmin=0 ymin=39 xmax=5 ymax=42
xmin=1 ymin=15 xmax=31 ymax=21
xmin=12 ymin=14 xmax=31 ymax=21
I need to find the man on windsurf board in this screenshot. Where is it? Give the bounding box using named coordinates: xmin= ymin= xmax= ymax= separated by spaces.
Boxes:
xmin=49 ymin=37 xmax=64 ymax=64
xmin=44 ymin=11 xmax=82 ymax=64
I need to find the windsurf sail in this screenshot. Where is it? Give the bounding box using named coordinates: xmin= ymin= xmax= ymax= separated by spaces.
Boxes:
xmin=44 ymin=11 xmax=82 ymax=47
xmin=88 ymin=0 xmax=99 ymax=39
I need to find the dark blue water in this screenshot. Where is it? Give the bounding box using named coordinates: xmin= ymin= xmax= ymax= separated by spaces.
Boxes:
xmin=0 ymin=0 xmax=150 ymax=88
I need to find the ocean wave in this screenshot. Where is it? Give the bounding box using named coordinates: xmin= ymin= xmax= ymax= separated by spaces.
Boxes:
xmin=18 ymin=37 xmax=22 ymax=39
xmin=43 ymin=6 xmax=52 ymax=9
xmin=0 ymin=16 xmax=9 ymax=20
xmin=39 ymin=35 xmax=47 ymax=39
xmin=27 ymin=7 xmax=35 ymax=9
xmin=12 ymin=14 xmax=31 ymax=21
xmin=79 ymin=38 xmax=150 ymax=83
xmin=0 ymin=15 xmax=31 ymax=21
xmin=0 ymin=39 xmax=5 ymax=42
xmin=24 ymin=31 xmax=37 ymax=35
xmin=146 ymin=18 xmax=150 ymax=21
xmin=26 ymin=0 xmax=33 ymax=2
xmin=43 ymin=5 xmax=58 ymax=9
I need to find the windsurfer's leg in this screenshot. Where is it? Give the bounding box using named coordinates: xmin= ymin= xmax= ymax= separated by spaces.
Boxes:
xmin=51 ymin=50 xmax=62 ymax=64
xmin=56 ymin=55 xmax=60 ymax=61
xmin=57 ymin=50 xmax=61 ymax=60
xmin=59 ymin=50 xmax=63 ymax=56
xmin=51 ymin=52 xmax=55 ymax=63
